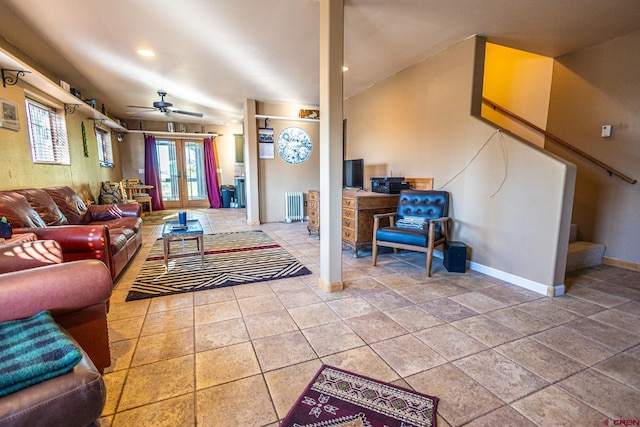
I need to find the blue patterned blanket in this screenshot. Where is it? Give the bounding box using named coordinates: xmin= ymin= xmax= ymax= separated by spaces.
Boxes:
xmin=0 ymin=311 xmax=82 ymax=397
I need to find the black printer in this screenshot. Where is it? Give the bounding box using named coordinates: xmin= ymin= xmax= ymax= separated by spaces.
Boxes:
xmin=370 ymin=177 xmax=411 ymax=194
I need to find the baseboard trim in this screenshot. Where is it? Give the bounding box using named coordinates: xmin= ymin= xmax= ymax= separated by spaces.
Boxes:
xmin=603 ymin=257 xmax=640 ymax=272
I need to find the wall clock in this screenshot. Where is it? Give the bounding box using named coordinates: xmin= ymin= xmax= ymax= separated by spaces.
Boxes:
xmin=276 ymin=126 xmax=313 ymax=165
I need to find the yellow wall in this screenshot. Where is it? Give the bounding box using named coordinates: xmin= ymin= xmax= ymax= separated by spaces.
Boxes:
xmin=482 ymin=43 xmax=553 ymax=147
xmin=0 ymin=82 xmax=120 ymax=201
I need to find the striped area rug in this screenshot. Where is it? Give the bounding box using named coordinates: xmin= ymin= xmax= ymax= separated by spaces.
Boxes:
xmin=126 ymin=230 xmax=312 ymax=301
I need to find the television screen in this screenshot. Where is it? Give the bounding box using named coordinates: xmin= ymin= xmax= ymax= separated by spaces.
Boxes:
xmin=343 ymin=159 xmax=364 ymax=189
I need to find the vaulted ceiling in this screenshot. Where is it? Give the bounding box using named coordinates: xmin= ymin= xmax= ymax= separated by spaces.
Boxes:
xmin=1 ymin=0 xmax=639 ymax=125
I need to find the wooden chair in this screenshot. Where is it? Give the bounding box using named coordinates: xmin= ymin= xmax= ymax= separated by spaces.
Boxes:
xmin=123 ymin=179 xmax=152 ymax=213
xmin=372 ymin=190 xmax=450 ymax=277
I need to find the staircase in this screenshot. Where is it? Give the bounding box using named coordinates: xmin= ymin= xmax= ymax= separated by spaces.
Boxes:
xmin=566 ymin=224 xmax=605 ymax=272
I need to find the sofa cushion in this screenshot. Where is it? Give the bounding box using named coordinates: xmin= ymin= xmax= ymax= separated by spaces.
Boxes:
xmin=15 ymin=189 xmax=68 ymax=226
xmin=108 ymin=232 xmax=128 ymax=254
xmin=0 ymin=192 xmax=46 ymax=228
xmin=44 ymin=186 xmax=90 ymax=225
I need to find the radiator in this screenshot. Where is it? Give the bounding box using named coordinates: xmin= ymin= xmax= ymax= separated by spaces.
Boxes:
xmin=284 ymin=192 xmax=304 ymax=223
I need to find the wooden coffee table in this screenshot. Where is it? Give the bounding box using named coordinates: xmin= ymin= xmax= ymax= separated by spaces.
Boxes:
xmin=162 ymin=219 xmax=204 ymax=270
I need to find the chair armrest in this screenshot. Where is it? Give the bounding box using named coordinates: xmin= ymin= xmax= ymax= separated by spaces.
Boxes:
xmin=88 ymin=203 xmax=141 ymax=220
xmin=0 ymin=240 xmax=63 ymax=274
xmin=428 ymin=216 xmax=451 ymax=239
xmin=0 ymin=260 xmax=112 ymax=323
xmin=373 ymin=212 xmax=396 ymax=233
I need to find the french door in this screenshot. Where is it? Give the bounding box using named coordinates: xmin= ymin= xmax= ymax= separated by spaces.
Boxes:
xmin=156 ymin=139 xmax=209 ymax=209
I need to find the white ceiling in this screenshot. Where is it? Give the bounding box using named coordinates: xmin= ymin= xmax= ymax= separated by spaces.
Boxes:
xmin=1 ymin=0 xmax=639 ymax=125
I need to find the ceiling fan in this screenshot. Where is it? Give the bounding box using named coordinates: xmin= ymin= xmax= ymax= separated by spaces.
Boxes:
xmin=127 ymin=90 xmax=203 ymax=117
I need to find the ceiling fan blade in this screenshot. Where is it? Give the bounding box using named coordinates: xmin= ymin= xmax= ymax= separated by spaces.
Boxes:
xmin=126 ymin=105 xmax=156 ymax=110
xmin=171 ymin=109 xmax=204 ymax=118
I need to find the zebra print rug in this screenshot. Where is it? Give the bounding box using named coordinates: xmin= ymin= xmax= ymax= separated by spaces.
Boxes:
xmin=126 ymin=230 xmax=312 ymax=301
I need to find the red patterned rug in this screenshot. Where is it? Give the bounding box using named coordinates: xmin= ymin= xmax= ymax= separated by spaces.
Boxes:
xmin=281 ymin=365 xmax=438 ymax=427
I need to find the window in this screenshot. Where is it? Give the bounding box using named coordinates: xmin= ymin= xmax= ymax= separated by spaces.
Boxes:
xmin=25 ymin=98 xmax=70 ymax=165
xmin=96 ymin=127 xmax=114 ymax=167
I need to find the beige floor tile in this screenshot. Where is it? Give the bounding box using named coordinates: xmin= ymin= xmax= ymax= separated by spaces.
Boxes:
xmin=531 ymin=326 xmax=617 ymax=366
xmin=568 ymin=286 xmax=630 ymax=308
xmin=495 ymin=338 xmax=585 ymax=383
xmin=626 ymin=344 xmax=640 ymax=360
xmin=268 ymin=277 xmax=310 ymax=294
xmin=373 ymin=273 xmax=419 ymax=288
xmin=194 ymin=317 xmax=249 ymax=352
xmin=102 ymin=369 xmax=127 ymax=416
xmin=287 ymin=302 xmax=341 ymax=329
xmin=511 ymin=385 xmax=606 ymax=426
xmin=515 ymin=299 xmax=580 ymax=324
xmin=589 ymin=309 xmax=640 ymax=335
xmin=232 ymin=282 xmax=275 ymax=299
xmin=131 ymin=327 xmax=194 ymax=367
xmin=193 ymin=286 xmax=236 ymax=306
xmin=147 ymin=293 xmax=193 ymax=314
xmin=108 ymin=299 xmax=149 ymax=321
xmin=112 ymin=394 xmax=195 ymax=427
xmin=105 ymin=338 xmax=136 ymax=373
xmin=415 ymin=324 xmax=488 ymax=361
xmin=464 ymin=405 xmax=537 ymax=427
xmin=419 ymin=279 xmax=470 ymax=297
xmin=454 ymin=350 xmax=549 ymax=403
xmin=275 ymin=288 xmax=322 ymax=308
xmin=558 ymin=369 xmax=640 ymax=420
xmin=263 ymin=359 xmax=324 ymax=419
xmin=237 ymin=293 xmax=285 ymax=316
xmin=118 ymin=355 xmax=195 ymax=411
xmin=419 ymin=298 xmax=478 ymax=323
xmin=252 ymin=330 xmax=318 ymax=372
xmin=344 ymin=311 xmax=407 ymax=343
xmin=594 ymin=354 xmax=640 ymax=391
xmin=545 ymin=294 xmax=605 ymax=316
xmin=344 ymin=277 xmax=390 ymax=294
xmin=302 ymin=322 xmax=365 ymax=357
xmin=360 ymin=290 xmax=413 ymax=310
xmin=321 ymin=346 xmax=400 ymax=383
xmin=326 ymin=296 xmax=379 ymax=319
xmin=562 ymin=318 xmax=640 ymax=351
xmin=196 ymin=375 xmax=278 ymax=426
xmin=243 ymin=309 xmax=298 ymax=339
xmin=392 ymin=283 xmax=446 ymax=303
xmin=371 ymin=334 xmax=446 ymax=377
xmin=108 ymin=315 xmax=145 ymax=342
xmin=612 ymin=300 xmax=640 ymax=317
xmin=194 ymin=299 xmax=242 ymax=325
xmin=384 ymin=305 xmax=443 ymax=332
xmin=485 ymin=307 xmax=555 ymax=335
xmin=406 ymin=364 xmax=503 ymax=426
xmin=140 ymin=307 xmax=193 ymax=336
xmin=195 ymin=341 xmax=260 ymax=390
xmin=476 ymin=285 xmax=541 ymax=305
xmin=448 ymin=273 xmax=498 ymax=291
xmin=449 ymin=291 xmax=507 ymax=313
xmin=450 ymin=315 xmax=523 ymax=347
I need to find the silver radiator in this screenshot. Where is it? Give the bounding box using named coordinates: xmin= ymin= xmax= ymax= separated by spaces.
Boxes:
xmin=284 ymin=192 xmax=304 ymax=223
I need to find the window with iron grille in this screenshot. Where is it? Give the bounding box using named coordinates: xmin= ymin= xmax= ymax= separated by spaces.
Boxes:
xmin=96 ymin=127 xmax=114 ymax=167
xmin=25 ymin=98 xmax=70 ymax=165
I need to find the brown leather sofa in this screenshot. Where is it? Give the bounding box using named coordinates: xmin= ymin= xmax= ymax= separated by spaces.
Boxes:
xmin=0 ymin=185 xmax=142 ymax=280
xmin=0 ymin=241 xmax=111 ymax=426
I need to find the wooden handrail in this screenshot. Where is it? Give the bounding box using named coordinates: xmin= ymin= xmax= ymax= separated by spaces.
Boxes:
xmin=482 ymin=97 xmax=637 ymax=185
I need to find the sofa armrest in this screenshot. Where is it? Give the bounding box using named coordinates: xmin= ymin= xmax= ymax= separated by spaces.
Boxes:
xmin=0 ymin=240 xmax=63 ymax=274
xmin=88 ymin=203 xmax=141 ymax=220
xmin=0 ymin=260 xmax=112 ymax=323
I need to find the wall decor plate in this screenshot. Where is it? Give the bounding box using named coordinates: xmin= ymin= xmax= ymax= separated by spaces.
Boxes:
xmin=277 ymin=126 xmax=312 ymax=165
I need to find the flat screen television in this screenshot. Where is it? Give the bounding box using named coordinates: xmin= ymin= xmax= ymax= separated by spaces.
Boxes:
xmin=343 ymin=159 xmax=364 ymax=189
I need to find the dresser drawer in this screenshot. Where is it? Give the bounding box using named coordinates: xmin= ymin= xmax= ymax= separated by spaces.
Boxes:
xmin=342 ymin=197 xmax=356 ymax=209
xmin=342 ymin=216 xmax=355 ymax=229
xmin=309 ymin=209 xmax=319 ymax=219
xmin=342 ymin=228 xmax=356 ymax=243
xmin=309 ymin=200 xmax=319 ymax=211
xmin=342 ymin=208 xmax=355 ymax=220
xmin=309 ymin=190 xmax=319 ymax=201
xmin=309 ymin=217 xmax=320 ymax=228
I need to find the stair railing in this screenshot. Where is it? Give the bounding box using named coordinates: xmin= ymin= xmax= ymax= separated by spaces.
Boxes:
xmin=482 ymin=97 xmax=637 ymax=185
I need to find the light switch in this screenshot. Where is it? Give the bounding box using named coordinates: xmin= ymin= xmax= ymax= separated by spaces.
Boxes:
xmin=138 ymin=169 xmax=144 ymax=174
xmin=601 ymin=125 xmax=612 ymax=138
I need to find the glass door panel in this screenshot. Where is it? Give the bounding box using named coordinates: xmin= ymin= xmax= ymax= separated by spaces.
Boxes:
xmin=156 ymin=139 xmax=209 ymax=208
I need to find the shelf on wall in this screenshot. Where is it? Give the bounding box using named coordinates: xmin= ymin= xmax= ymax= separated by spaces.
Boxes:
xmin=0 ymin=48 xmax=126 ymax=131
xmin=255 ymin=114 xmax=320 ymax=123
xmin=126 ymin=130 xmax=219 ymax=139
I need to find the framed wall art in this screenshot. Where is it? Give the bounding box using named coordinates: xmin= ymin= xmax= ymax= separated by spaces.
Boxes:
xmin=0 ymin=98 xmax=20 ymax=131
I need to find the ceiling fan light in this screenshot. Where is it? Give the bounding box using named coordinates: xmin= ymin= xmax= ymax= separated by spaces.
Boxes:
xmin=137 ymin=49 xmax=156 ymax=57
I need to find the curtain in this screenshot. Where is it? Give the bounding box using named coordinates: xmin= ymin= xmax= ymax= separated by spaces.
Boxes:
xmin=143 ymin=133 xmax=165 ymax=211
xmin=204 ymin=137 xmax=222 ymax=208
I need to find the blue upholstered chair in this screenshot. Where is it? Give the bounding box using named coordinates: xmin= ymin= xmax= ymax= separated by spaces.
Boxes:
xmin=372 ymin=190 xmax=450 ymax=277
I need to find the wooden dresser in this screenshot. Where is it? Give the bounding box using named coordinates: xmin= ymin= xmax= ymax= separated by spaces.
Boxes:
xmin=307 ymin=190 xmax=320 ymax=236
xmin=308 ymin=189 xmax=399 ymax=257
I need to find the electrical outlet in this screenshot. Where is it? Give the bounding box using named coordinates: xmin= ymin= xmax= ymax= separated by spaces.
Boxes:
xmin=601 ymin=125 xmax=612 ymax=138
xmin=138 ymin=169 xmax=144 ymax=174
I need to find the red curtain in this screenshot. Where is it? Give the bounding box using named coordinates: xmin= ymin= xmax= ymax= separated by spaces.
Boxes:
xmin=143 ymin=133 xmax=165 ymax=211
xmin=204 ymin=137 xmax=222 ymax=208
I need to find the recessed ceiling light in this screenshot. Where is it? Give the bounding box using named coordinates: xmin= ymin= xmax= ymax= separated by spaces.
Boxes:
xmin=137 ymin=49 xmax=156 ymax=57
xmin=342 ymin=66 xmax=350 ymax=72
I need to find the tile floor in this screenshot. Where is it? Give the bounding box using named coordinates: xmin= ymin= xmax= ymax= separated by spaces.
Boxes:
xmin=99 ymin=208 xmax=640 ymax=426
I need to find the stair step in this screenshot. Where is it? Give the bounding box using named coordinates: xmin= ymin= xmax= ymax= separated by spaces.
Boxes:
xmin=569 ymin=224 xmax=579 ymax=243
xmin=566 ymin=240 xmax=605 ymax=272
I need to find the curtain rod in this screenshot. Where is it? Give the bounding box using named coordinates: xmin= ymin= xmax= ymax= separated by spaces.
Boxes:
xmin=127 ymin=130 xmax=219 ymax=139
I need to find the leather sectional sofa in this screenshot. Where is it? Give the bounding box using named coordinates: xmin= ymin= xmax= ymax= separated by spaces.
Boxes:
xmin=0 ymin=186 xmax=142 ymax=280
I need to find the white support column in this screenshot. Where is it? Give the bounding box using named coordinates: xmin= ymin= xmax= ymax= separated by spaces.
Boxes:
xmin=243 ymin=99 xmax=261 ymax=225
xmin=319 ymin=0 xmax=344 ymax=292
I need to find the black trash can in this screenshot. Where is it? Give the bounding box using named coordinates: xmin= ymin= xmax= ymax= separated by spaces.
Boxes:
xmin=444 ymin=241 xmax=467 ymax=273
xmin=220 ymin=185 xmax=235 ymax=208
